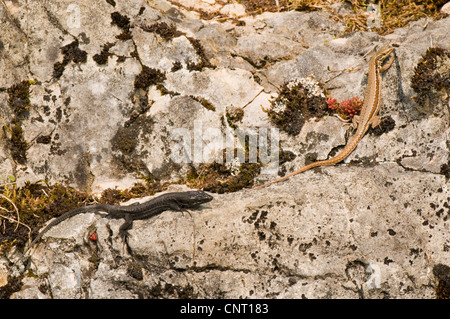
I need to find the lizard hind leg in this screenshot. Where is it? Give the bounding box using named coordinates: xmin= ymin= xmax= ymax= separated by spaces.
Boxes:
xmin=351 ymin=115 xmax=360 ymax=131
xmin=343 ymin=114 xmax=359 ymax=139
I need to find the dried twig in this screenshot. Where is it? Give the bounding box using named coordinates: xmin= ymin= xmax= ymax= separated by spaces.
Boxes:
xmin=0 ymin=193 xmax=32 ymax=243
xmin=0 ymin=194 xmax=21 ymax=231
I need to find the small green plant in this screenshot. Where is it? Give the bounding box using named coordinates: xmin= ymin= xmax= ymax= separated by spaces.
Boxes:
xmin=0 ymin=175 xmax=16 ymax=187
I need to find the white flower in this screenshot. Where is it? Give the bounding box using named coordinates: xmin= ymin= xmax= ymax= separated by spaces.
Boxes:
xmin=287 ymin=76 xmax=325 ymax=98
xmin=271 ymin=100 xmax=287 ymax=113
xmin=225 ymin=157 xmax=241 ymax=176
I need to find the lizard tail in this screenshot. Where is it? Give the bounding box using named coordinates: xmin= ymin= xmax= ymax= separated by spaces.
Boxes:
xmin=251 ymin=160 xmax=330 ymax=190
xmin=26 ymin=206 xmax=98 ymax=254
xmin=252 ymin=132 xmax=363 ymax=190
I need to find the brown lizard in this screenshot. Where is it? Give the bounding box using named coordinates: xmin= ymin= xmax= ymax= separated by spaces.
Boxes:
xmin=253 ymin=46 xmax=395 ymax=190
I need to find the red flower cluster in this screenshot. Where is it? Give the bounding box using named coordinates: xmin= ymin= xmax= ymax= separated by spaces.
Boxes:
xmin=326 ymin=97 xmax=363 ymax=119
xmin=326 ymin=98 xmax=339 ymax=111
xmin=89 ymin=232 xmax=98 ymax=241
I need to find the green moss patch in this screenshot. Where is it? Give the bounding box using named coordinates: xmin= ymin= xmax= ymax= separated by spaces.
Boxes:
xmin=186 ymin=148 xmax=262 ymax=193
xmin=141 ymin=22 xmax=183 ymax=41
xmin=53 ymin=40 xmax=87 ymax=79
xmin=3 ymin=119 xmax=28 ymax=165
xmin=134 ymin=66 xmax=166 ymax=90
xmin=6 ymin=80 xmax=33 ymax=117
xmin=225 ymin=107 xmax=245 ymax=129
xmin=190 ymin=95 xmax=216 ymax=112
xmin=411 ymin=46 xmax=450 ymax=111
xmin=3 ymin=80 xmax=36 ymax=164
xmin=266 ymin=77 xmax=328 ymax=136
xmin=186 ymin=37 xmax=213 ymax=71
xmin=111 ymin=11 xmax=131 ymax=40
xmin=0 ymin=181 xmax=95 ymax=249
xmin=93 ymin=42 xmax=115 ymax=65
xmin=433 ymin=263 xmax=450 ymax=299
xmin=111 ymin=113 xmax=155 ymax=175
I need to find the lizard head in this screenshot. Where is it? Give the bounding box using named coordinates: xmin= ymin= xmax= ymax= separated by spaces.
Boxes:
xmin=178 ymin=191 xmax=213 ymax=208
xmin=373 ymin=46 xmax=394 ymax=67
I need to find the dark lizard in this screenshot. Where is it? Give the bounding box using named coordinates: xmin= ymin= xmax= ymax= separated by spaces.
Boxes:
xmin=27 ymin=191 xmax=213 ymax=252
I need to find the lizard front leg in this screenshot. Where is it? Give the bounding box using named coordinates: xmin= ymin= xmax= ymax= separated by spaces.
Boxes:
xmin=369 ymin=114 xmax=381 ymax=129
xmin=118 ymin=213 xmax=133 ymax=242
xmin=380 ymin=53 xmax=395 ymax=71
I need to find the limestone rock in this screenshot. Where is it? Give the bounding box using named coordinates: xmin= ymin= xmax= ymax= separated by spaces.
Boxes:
xmin=0 ymin=0 xmax=448 ymax=299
